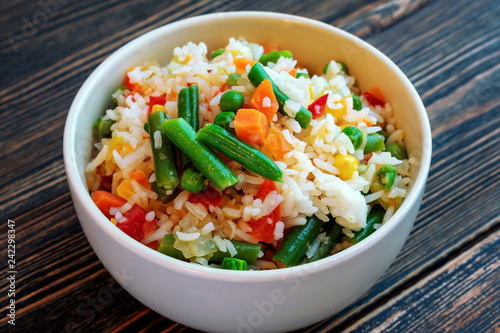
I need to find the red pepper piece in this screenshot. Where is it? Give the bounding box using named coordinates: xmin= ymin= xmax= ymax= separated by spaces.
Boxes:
xmin=307 ymin=93 xmax=329 ymax=119
xmin=117 ymin=204 xmax=156 ymax=241
xmin=148 ymin=94 xmax=167 ymax=115
xmin=125 ymin=74 xmax=142 ymax=93
xmin=363 ymin=88 xmax=385 ymax=107
xmin=189 ymin=186 xmax=226 ymax=209
xmin=247 ymin=179 xmax=282 ymax=243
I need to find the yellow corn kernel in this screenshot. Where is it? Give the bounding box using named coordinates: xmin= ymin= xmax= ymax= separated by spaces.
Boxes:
xmin=152 ymin=105 xmax=167 ymax=113
xmin=309 ymin=86 xmax=314 ymax=100
xmin=110 ymin=218 xmax=117 ymax=225
xmin=116 ymin=178 xmax=135 ymax=200
xmin=334 ymin=154 xmax=359 ymax=180
xmin=325 ymin=98 xmax=347 ymax=122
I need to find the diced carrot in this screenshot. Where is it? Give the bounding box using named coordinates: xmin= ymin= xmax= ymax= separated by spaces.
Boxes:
xmin=234 ymin=108 xmax=269 ymax=144
xmin=91 ymin=190 xmax=126 ymax=218
xmin=249 ymin=79 xmax=279 ymax=122
xmin=288 ymin=68 xmax=297 ymax=78
xmin=264 ymin=126 xmax=292 ymax=160
xmin=233 ymin=57 xmax=257 ymax=73
xmin=129 ymin=170 xmax=151 ymax=190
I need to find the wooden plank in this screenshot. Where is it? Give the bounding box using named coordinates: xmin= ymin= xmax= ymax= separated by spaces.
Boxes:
xmin=343 ymin=230 xmax=500 ymax=332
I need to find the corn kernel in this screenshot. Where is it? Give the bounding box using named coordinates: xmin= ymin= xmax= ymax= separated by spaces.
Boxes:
xmin=333 ymin=154 xmax=359 ymax=180
xmin=116 ymin=178 xmax=135 ymax=200
xmin=152 ymin=104 xmax=167 ymax=113
xmin=110 ymin=218 xmax=117 ymax=225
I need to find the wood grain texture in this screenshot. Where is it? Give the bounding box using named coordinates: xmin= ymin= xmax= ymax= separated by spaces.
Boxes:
xmin=0 ymin=0 xmax=499 ymax=332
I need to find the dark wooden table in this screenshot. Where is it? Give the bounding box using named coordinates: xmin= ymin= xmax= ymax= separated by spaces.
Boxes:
xmin=1 ymin=0 xmax=499 ymax=332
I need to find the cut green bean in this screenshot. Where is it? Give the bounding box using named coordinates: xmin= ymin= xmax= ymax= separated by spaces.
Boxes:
xmin=158 ymin=234 xmax=262 ymax=265
xmin=296 ymin=72 xmax=310 ymax=79
xmin=210 ymin=240 xmax=263 ymax=265
xmin=248 ymin=63 xmax=312 ymax=129
xmin=150 ymin=181 xmax=177 ymax=204
xmin=214 ymin=112 xmax=235 ymax=132
xmin=147 ymin=111 xmax=180 ymax=192
xmin=93 ymin=116 xmax=114 ymax=138
xmin=301 ymin=220 xmax=343 ymax=264
xmin=211 ymin=48 xmax=224 ymax=59
xmin=220 ymin=257 xmax=248 ymax=270
xmin=272 ymin=215 xmax=324 ymax=267
xmin=342 ymin=126 xmax=363 ymax=150
xmin=258 ymin=50 xmax=292 ymax=65
xmin=375 ymin=164 xmax=397 ymax=189
xmin=226 ymin=73 xmax=241 ymax=87
xmin=350 ymin=205 xmax=385 ymax=243
xmin=197 ymin=123 xmax=283 ymax=182
xmin=364 ymin=133 xmax=386 ymax=154
xmin=181 ymin=167 xmax=207 ymax=193
xmin=158 ymin=234 xmax=184 ymax=259
xmin=378 ymin=130 xmax=389 ymax=142
xmin=178 ymin=85 xmax=200 ymax=169
xmin=323 ymin=61 xmax=349 ymax=75
xmin=162 ymin=118 xmax=239 ymax=190
xmin=385 ymin=143 xmax=407 ymax=160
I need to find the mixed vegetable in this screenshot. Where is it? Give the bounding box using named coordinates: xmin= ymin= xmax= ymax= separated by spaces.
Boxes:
xmin=89 ymin=41 xmax=409 ymax=270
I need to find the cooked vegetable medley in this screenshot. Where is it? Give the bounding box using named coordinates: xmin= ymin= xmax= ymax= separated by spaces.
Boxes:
xmin=86 ymin=38 xmax=414 ymax=270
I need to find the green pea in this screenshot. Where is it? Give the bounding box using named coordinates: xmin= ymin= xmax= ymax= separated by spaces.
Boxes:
xmin=226 ymin=73 xmax=241 ymax=87
xmin=220 ymin=90 xmax=244 ymax=112
xmin=342 ymin=126 xmax=363 ymax=150
xmin=214 ymin=112 xmax=235 ymax=132
xmin=378 ymin=130 xmax=389 ymax=142
xmin=364 ymin=133 xmax=386 ymax=154
xmin=385 ymin=143 xmax=407 ymax=160
xmin=352 ymin=94 xmax=362 ymax=111
xmin=211 ymin=48 xmax=224 ymax=59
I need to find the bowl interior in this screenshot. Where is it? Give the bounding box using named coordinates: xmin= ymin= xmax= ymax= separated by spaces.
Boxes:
xmin=64 ymin=12 xmax=431 ymax=277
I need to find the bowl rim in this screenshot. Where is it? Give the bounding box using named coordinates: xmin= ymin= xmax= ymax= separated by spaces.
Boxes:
xmin=63 ymin=11 xmax=432 ymax=282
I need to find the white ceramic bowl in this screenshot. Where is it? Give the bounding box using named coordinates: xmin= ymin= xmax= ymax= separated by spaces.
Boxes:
xmin=64 ymin=12 xmax=431 ymax=332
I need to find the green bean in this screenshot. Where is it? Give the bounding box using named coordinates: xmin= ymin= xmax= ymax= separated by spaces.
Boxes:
xmin=385 ymin=143 xmax=407 ymax=160
xmin=178 ymin=85 xmax=200 ymax=169
xmin=93 ymin=116 xmax=114 ymax=138
xmin=181 ymin=167 xmax=207 ymax=193
xmin=197 ymin=123 xmax=283 ymax=182
xmin=375 ymin=164 xmax=397 ymax=189
xmin=211 ymin=48 xmax=224 ymax=59
xmin=323 ymin=61 xmax=349 ymax=75
xmin=158 ymin=235 xmax=262 ymax=265
xmin=272 ymin=215 xmax=324 ymax=267
xmin=301 ymin=220 xmax=343 ymax=264
xmin=158 ymin=234 xmax=184 ymax=259
xmin=111 ymin=85 xmax=126 ymax=104
xmin=342 ymin=126 xmax=363 ymax=150
xmin=378 ymin=129 xmax=389 ymax=142
xmin=210 ymin=240 xmax=263 ymax=265
xmin=364 ymin=133 xmax=386 ymax=154
xmin=150 ymin=181 xmax=177 ymax=204
xmin=148 ymin=111 xmax=180 ymax=191
xmin=220 ymin=257 xmax=248 ymax=270
xmin=350 ymin=205 xmax=385 ymax=244
xmin=296 ymin=72 xmax=310 ymax=79
xmin=248 ymin=63 xmax=312 ymax=129
xmin=226 ymin=73 xmax=241 ymax=87
xmin=143 ymin=122 xmax=149 ymax=134
xmin=220 ymin=90 xmax=244 ymax=113
xmin=214 ymin=112 xmax=235 ymax=132
xmin=162 ymin=118 xmax=239 ymax=190
xmin=352 ymin=94 xmax=362 ymax=111
xmin=258 ymin=50 xmax=292 ymax=65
